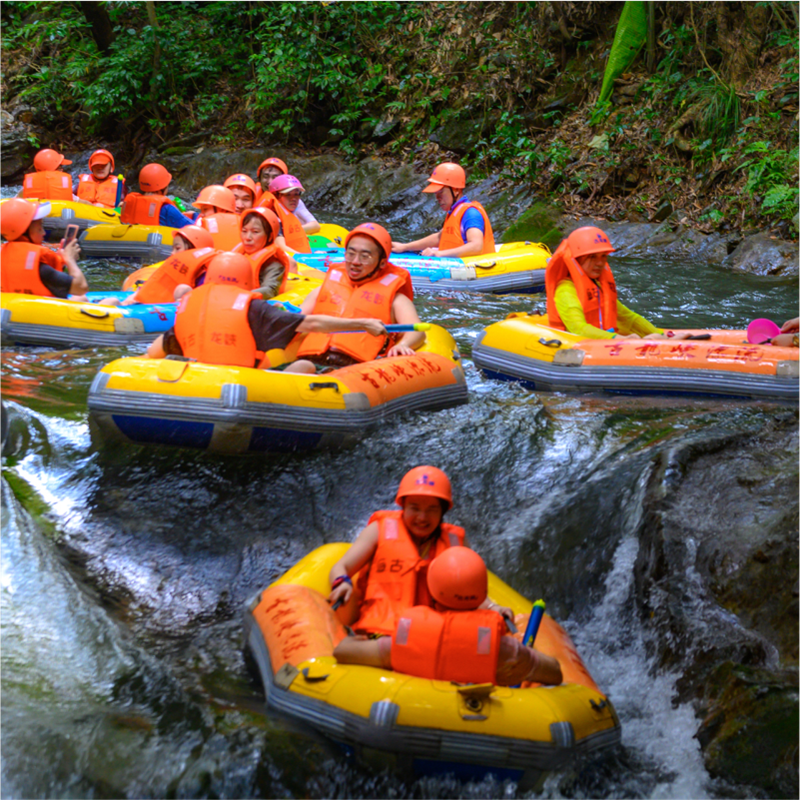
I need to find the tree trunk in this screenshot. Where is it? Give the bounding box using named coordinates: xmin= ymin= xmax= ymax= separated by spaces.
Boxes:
xmin=78 ymin=1 xmax=115 ymax=54
xmin=715 ymin=1 xmax=770 ymax=89
xmin=145 ymin=0 xmax=162 ymax=122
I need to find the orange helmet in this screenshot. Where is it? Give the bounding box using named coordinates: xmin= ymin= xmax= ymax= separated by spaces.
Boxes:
xmin=422 ymin=162 xmax=466 ymax=193
xmin=88 ymin=149 xmax=114 ymax=170
xmin=395 ymin=466 xmax=453 ymax=511
xmin=427 ymin=547 xmax=487 ymax=610
xmin=139 ymin=163 xmax=172 ymax=192
xmin=345 ymin=223 xmax=392 ymax=261
xmin=566 ymin=226 xmax=615 ymax=258
xmin=204 ymin=252 xmax=255 ymax=290
xmin=257 ymin=157 xmax=288 ymax=178
xmin=1 ymin=198 xmax=51 ymax=241
xmin=192 ymin=185 xmax=237 ymax=214
xmin=172 ymin=224 xmax=214 ymax=250
xmin=240 ymin=206 xmax=280 ymax=245
xmin=33 ymin=148 xmax=72 ymax=171
xmin=224 ymin=173 xmax=257 ymax=199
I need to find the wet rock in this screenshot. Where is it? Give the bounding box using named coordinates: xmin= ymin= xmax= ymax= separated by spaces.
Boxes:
xmin=633 ymin=411 xmax=799 ymax=797
xmin=651 ymin=201 xmax=673 ymax=223
xmin=722 ymin=233 xmax=800 ymax=277
xmin=429 ymin=112 xmax=493 ymax=154
xmin=502 ymin=201 xmax=564 ymax=248
xmin=695 ymin=662 xmax=799 ymax=799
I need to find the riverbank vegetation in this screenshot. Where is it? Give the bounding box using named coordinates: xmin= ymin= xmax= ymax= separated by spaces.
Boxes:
xmin=2 ymin=1 xmax=797 ymax=235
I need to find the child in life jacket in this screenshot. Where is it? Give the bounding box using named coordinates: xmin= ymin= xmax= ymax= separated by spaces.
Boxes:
xmin=76 ymin=149 xmax=124 ymax=208
xmin=327 ymin=466 xmax=513 ymax=637
xmin=0 ymin=199 xmax=90 ymax=301
xmin=19 ymin=148 xmax=81 ymax=203
xmin=392 ymin=162 xmax=495 ymax=258
xmin=334 ymin=547 xmax=563 ymax=687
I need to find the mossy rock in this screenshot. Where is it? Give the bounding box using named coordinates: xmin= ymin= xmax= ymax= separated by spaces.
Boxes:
xmin=696 ymin=662 xmax=799 ymax=799
xmin=502 ymin=202 xmax=563 ymax=248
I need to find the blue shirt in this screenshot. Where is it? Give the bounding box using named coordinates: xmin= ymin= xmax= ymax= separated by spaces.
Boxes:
xmin=159 ymin=203 xmax=192 ymax=228
xmin=447 ymin=196 xmax=485 ymax=243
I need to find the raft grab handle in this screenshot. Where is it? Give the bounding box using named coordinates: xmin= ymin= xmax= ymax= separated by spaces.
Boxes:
xmin=80 ymin=307 xmax=110 ymax=319
xmin=539 ymin=337 xmax=562 ymax=347
xmin=473 ymin=261 xmax=497 ymax=270
xmin=309 ymin=382 xmax=340 ymax=392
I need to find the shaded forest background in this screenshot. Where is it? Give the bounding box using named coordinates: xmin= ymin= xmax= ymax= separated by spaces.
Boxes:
xmin=1 ymin=0 xmax=798 ymax=236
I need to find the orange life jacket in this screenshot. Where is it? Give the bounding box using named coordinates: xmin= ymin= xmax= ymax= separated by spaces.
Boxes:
xmin=232 ymin=243 xmax=292 ymax=296
xmin=174 ymin=283 xmax=260 ymax=367
xmin=0 ymin=241 xmax=65 ymax=296
xmin=21 ymin=171 xmax=73 ymax=201
xmin=200 ymin=213 xmax=242 ymax=251
xmin=438 ymin=199 xmax=495 ymax=254
xmin=255 ymin=188 xmax=275 ymax=208
xmin=267 ymin=197 xmax=311 ymax=253
xmin=119 ymin=193 xmax=177 ymax=226
xmin=391 ymin=605 xmax=505 ymax=684
xmin=76 ymin=174 xmax=122 ymax=207
xmin=353 ymin=510 xmax=466 ymax=636
xmin=134 ymin=247 xmax=217 ymax=304
xmin=296 ymin=262 xmax=413 ymax=363
xmin=545 ymin=239 xmax=618 ymax=332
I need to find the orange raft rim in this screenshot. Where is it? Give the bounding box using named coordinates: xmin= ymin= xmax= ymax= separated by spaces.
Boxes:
xmin=473 ymin=314 xmax=799 ymax=401
xmin=244 ymin=543 xmax=621 ymax=787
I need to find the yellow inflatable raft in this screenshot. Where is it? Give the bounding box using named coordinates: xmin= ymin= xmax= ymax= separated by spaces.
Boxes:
xmin=88 ymin=324 xmax=467 ymax=453
xmin=0 ymin=198 xmax=119 ymax=235
xmin=245 ymin=544 xmax=620 ymax=786
xmin=473 ymin=313 xmax=799 ymax=401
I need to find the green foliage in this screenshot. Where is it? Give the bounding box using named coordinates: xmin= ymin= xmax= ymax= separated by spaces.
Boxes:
xmin=597 ymin=0 xmax=648 ymax=105
xmin=738 ymin=143 xmax=799 ymax=220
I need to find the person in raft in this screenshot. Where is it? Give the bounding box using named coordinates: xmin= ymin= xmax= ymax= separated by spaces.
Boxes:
xmin=255 ymin=156 xmax=321 ymax=234
xmin=546 ymin=226 xmax=691 ymax=340
xmin=146 ymin=251 xmax=387 ymax=374
xmin=191 ymin=185 xmax=241 ymax=251
xmin=265 ymin=174 xmax=313 ymax=254
xmin=119 ymin=225 xmax=217 ymax=306
xmin=19 ymin=148 xmax=82 ymax=203
xmin=334 ymin=546 xmax=563 ymax=687
xmin=296 ymin=223 xmax=425 ymax=370
xmin=327 ymin=466 xmax=513 ymax=637
xmin=231 ymin=206 xmax=295 ymax=300
xmin=392 ymin=162 xmax=495 ymax=258
xmin=76 ymin=149 xmax=124 ymax=208
xmin=119 ymin=163 xmax=192 ymax=229
xmin=224 ymin=174 xmax=257 ymax=214
xmin=0 ymin=199 xmax=90 ymax=301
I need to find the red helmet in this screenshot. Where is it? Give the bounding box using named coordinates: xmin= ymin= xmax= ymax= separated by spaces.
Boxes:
xmin=257 ymin=157 xmax=288 ymax=178
xmin=422 ymin=162 xmax=466 ymax=193
xmin=427 ymin=547 xmax=488 ymax=610
xmin=566 ymin=226 xmax=615 ymax=258
xmin=223 ymin=173 xmax=257 ymax=199
xmin=172 ymin=224 xmax=214 ymax=250
xmin=345 ymin=223 xmax=392 ymax=262
xmin=1 ymin=198 xmax=51 ymax=241
xmin=204 ymin=252 xmax=255 ymax=290
xmin=240 ymin=206 xmax=280 ymax=245
xmin=192 ymin=185 xmax=237 ymax=214
xmin=88 ymin=149 xmax=115 ymax=170
xmin=33 ymin=148 xmax=72 ymax=171
xmin=139 ymin=163 xmax=172 ymax=192
xmin=268 ymin=174 xmax=304 ymax=194
xmin=395 ymin=466 xmax=453 ymax=511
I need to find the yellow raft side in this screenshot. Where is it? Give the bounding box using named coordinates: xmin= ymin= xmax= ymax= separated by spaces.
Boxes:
xmin=99 ymin=323 xmax=460 ymax=409
xmin=254 ymin=543 xmax=618 ymax=744
xmin=81 ymin=221 xmax=175 ymax=244
xmin=1 ymin=293 xmax=129 ymax=333
xmin=461 ymin=243 xmax=550 ymax=276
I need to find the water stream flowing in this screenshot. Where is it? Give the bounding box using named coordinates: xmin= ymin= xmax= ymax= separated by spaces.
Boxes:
xmin=1 ymin=196 xmax=797 ymax=798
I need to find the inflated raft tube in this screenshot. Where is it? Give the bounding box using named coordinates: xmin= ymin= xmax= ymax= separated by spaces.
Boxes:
xmin=295 ymin=241 xmax=550 ymax=295
xmin=244 ymin=543 xmax=620 ymax=788
xmin=473 ymin=313 xmax=800 ymax=402
xmin=0 ymin=198 xmax=119 ymax=236
xmin=0 ymin=293 xmax=177 ymax=348
xmin=78 ymin=222 xmax=176 ymax=262
xmin=88 ymin=325 xmax=467 ymax=454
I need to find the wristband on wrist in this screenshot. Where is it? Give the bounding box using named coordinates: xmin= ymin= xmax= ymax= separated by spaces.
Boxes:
xmin=331 ymin=575 xmax=352 ymax=590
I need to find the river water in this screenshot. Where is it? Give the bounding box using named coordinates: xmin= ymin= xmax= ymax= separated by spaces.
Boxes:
xmin=1 ymin=199 xmax=798 ymax=798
